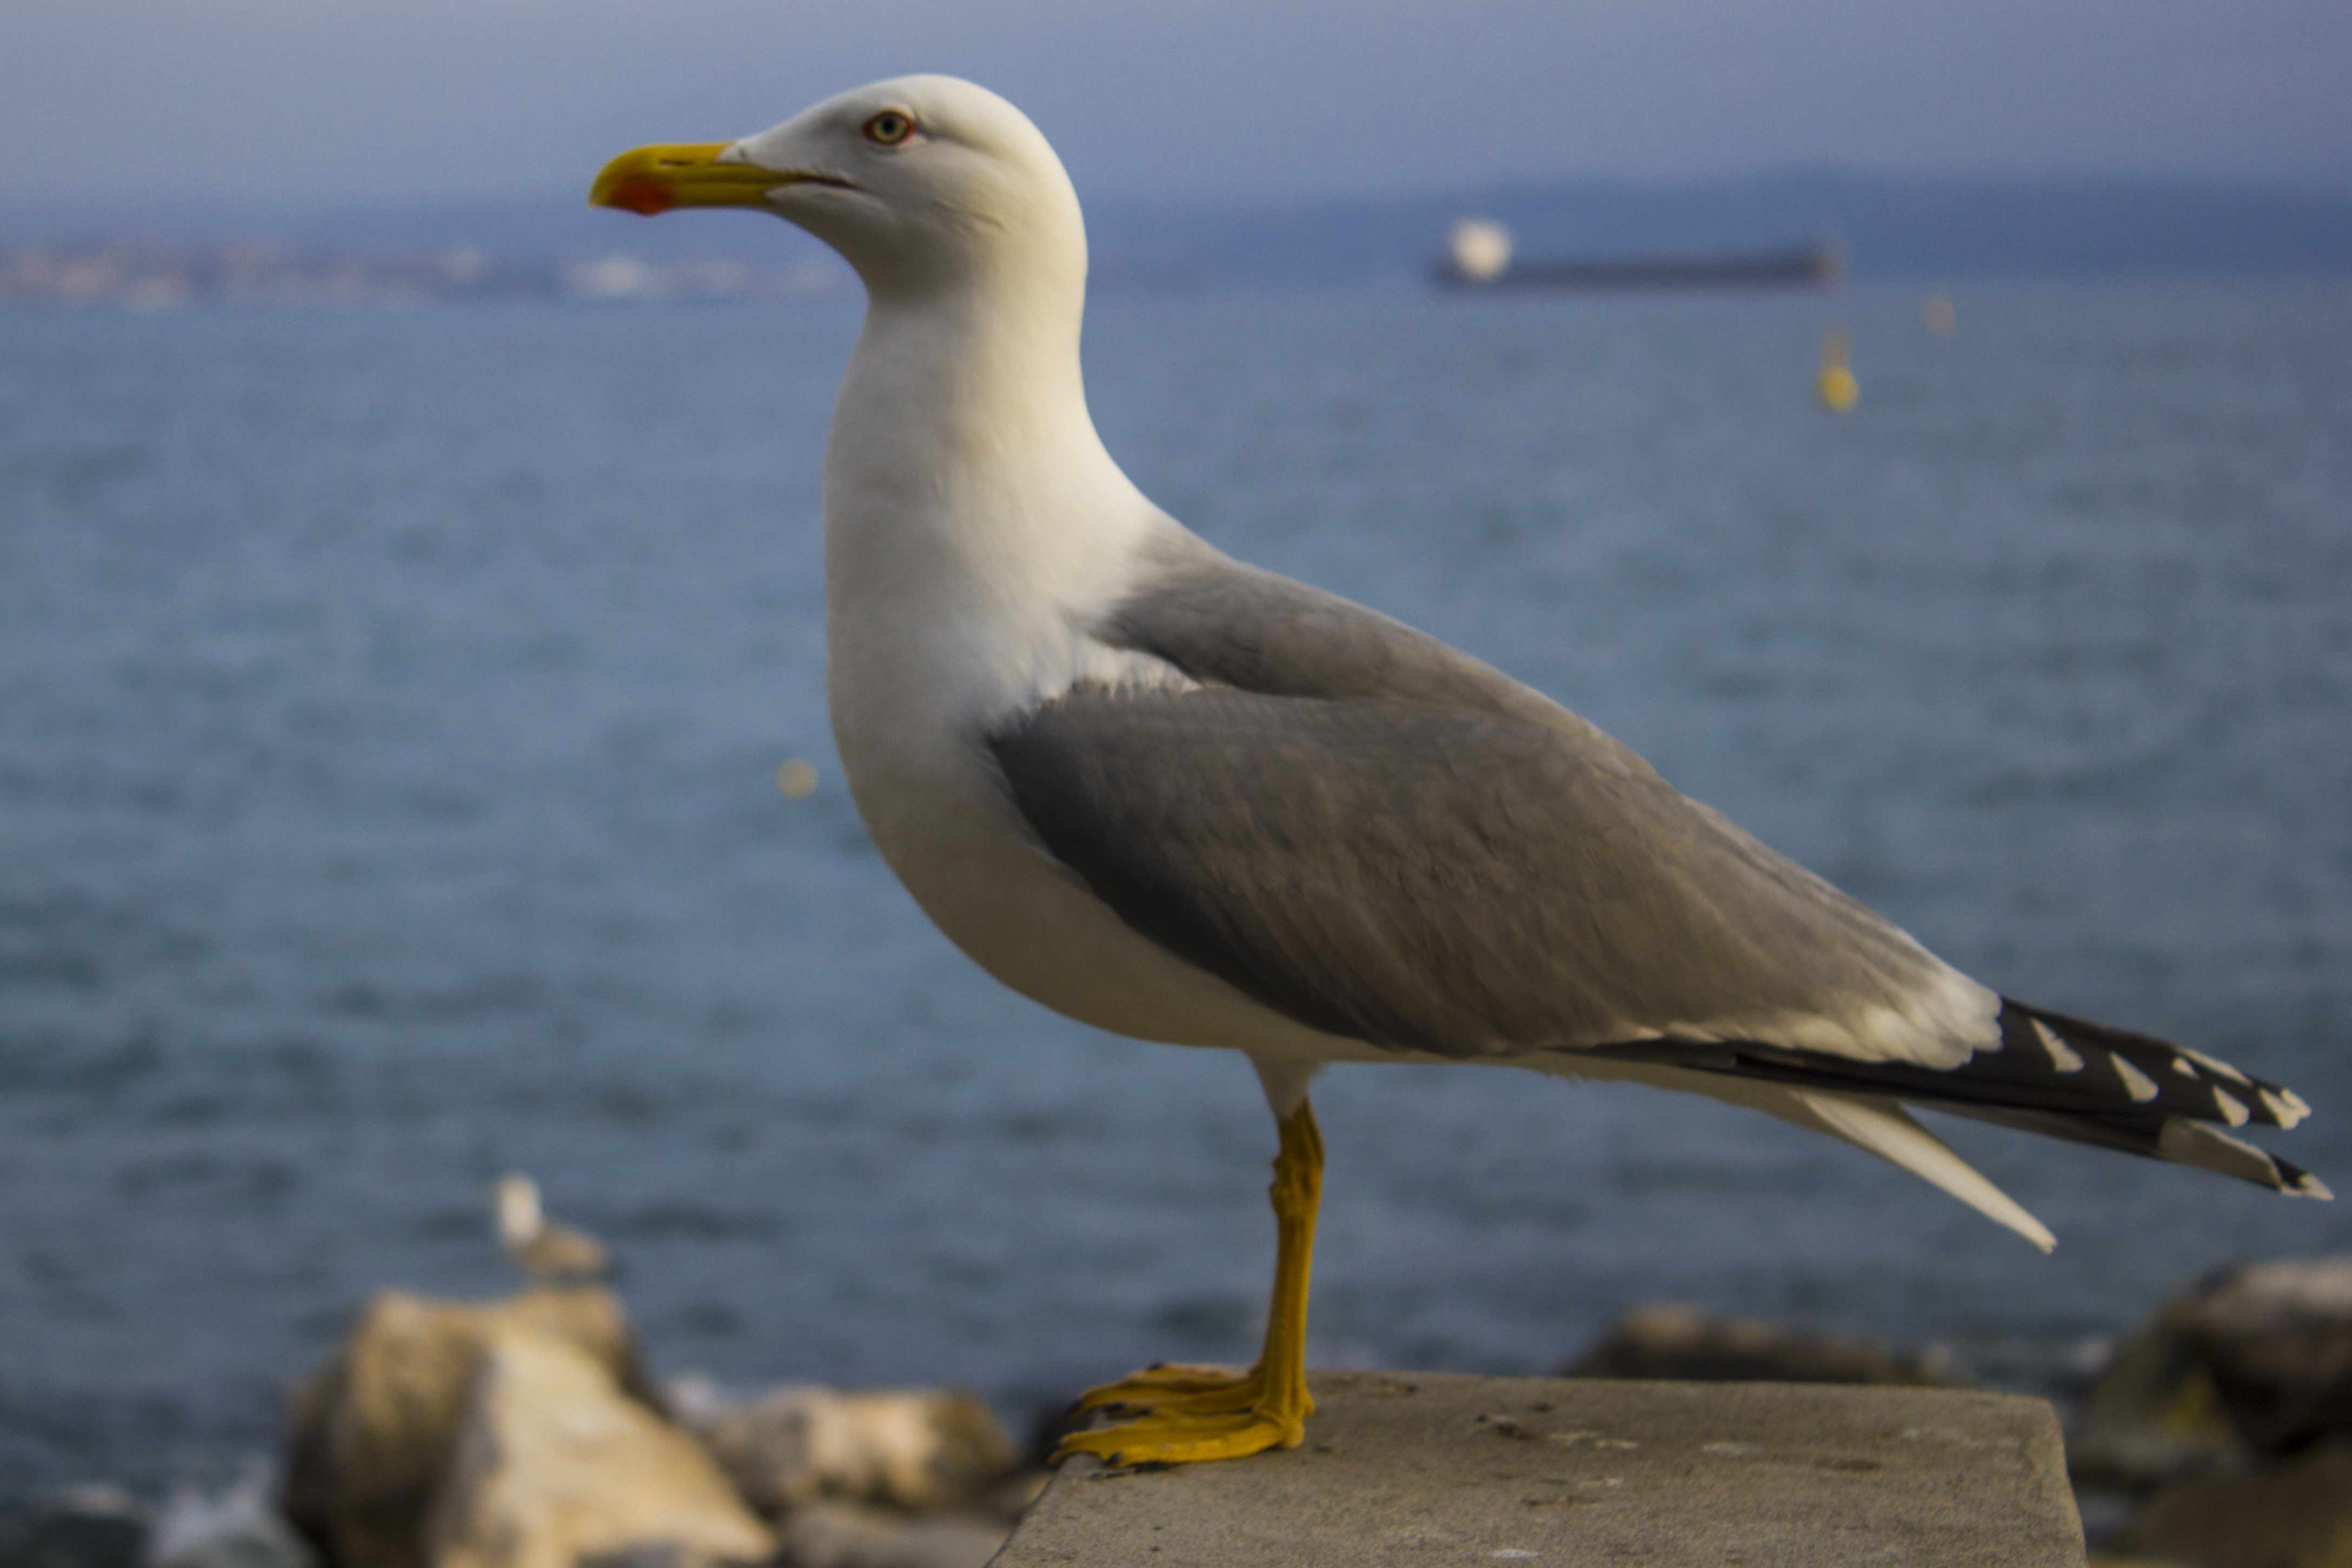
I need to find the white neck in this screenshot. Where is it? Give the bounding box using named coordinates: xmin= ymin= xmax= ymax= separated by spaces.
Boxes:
xmin=821 ymin=271 xmax=1165 ymax=743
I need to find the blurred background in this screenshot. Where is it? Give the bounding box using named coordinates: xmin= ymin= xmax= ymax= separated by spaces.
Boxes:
xmin=3 ymin=0 xmax=2351 ymax=1554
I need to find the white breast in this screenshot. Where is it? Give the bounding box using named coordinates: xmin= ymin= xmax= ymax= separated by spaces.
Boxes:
xmin=827 ymin=589 xmax=1328 ymax=1054
xmin=818 ymin=298 xmax=1338 ymax=1060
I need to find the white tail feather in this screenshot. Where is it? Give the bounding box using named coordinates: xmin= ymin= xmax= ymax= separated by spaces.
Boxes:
xmin=1533 ymin=1056 xmax=2060 ymax=1250
xmin=1785 ymin=1089 xmax=2057 ymax=1253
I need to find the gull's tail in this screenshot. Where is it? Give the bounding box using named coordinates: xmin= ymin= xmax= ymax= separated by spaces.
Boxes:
xmin=1588 ymin=998 xmax=2323 ymax=1232
xmin=1770 ymin=1087 xmax=2057 ymax=1253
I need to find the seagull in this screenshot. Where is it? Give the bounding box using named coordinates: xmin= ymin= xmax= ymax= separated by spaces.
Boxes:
xmin=591 ymin=76 xmax=2322 ymax=1467
xmin=493 ymin=1173 xmax=613 ymax=1283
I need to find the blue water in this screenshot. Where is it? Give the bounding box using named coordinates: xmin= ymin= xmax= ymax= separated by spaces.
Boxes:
xmin=3 ymin=283 xmax=2349 ymax=1496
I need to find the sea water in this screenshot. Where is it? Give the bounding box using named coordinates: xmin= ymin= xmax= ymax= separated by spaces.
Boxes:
xmin=2 ymin=281 xmax=2348 ymax=1494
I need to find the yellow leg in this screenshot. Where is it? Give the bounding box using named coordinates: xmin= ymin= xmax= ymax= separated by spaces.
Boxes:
xmin=1057 ymin=1100 xmax=1324 ymax=1466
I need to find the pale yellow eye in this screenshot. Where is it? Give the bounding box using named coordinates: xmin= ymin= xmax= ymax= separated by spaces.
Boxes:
xmin=862 ymin=110 xmax=914 ymax=146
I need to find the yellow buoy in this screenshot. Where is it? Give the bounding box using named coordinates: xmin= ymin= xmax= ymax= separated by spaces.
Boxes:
xmin=1818 ymin=363 xmax=1859 ymax=411
xmin=776 ymin=758 xmax=820 ymax=799
xmin=1817 ymin=327 xmax=1858 ymax=412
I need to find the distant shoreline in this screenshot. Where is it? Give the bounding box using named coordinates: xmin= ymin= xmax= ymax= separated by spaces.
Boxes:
xmin=9 ymin=168 xmax=2352 ymax=294
xmin=7 ymin=245 xmax=2352 ymax=309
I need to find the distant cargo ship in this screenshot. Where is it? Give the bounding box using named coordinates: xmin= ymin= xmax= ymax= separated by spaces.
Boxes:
xmin=1434 ymin=219 xmax=1843 ymax=291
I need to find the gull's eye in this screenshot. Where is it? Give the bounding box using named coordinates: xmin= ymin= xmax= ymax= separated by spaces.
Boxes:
xmin=862 ymin=110 xmax=915 ymax=147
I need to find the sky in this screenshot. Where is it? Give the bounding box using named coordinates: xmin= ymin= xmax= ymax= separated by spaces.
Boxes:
xmin=6 ymin=0 xmax=2349 ymax=210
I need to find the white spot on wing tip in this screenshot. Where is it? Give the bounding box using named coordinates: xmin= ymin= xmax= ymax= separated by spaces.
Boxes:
xmin=2028 ymin=1019 xmax=2084 ymax=1074
xmin=2111 ymin=1055 xmax=2160 ymax=1104
xmin=2269 ymin=1088 xmax=2311 ymax=1128
xmin=2211 ymin=1086 xmax=2251 ymax=1127
xmin=2171 ymin=1056 xmax=2200 ymax=1078
xmin=2180 ymin=1046 xmax=2251 ymax=1085
xmin=2296 ymin=1172 xmax=2335 ymax=1201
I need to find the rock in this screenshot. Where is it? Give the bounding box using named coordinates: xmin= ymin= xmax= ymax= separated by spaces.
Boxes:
xmin=2072 ymin=1255 xmax=2352 ymax=1489
xmin=0 ymin=1484 xmax=147 ymax=1568
xmin=424 ymin=1327 xmax=774 ymax=1568
xmin=692 ymin=1386 xmax=1015 ymax=1518
xmin=2068 ymin=1316 xmax=2247 ymax=1491
xmin=150 ymin=1464 xmax=316 ymax=1568
xmin=776 ymin=1502 xmax=1009 ymax=1568
xmin=2120 ymin=1441 xmax=2352 ymax=1568
xmin=1564 ymin=1302 xmax=1964 ymax=1387
xmin=2169 ymin=1257 xmax=2352 ymax=1457
xmin=280 ymin=1286 xmax=649 ymax=1568
xmin=997 ymin=1371 xmax=2087 ymax=1568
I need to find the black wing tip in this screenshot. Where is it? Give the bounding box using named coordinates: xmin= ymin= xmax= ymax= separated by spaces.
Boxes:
xmin=2278 ymin=1158 xmax=2334 ymax=1201
xmin=1998 ymin=999 xmax=2312 ymax=1132
xmin=1584 ymin=1015 xmax=2325 ymax=1198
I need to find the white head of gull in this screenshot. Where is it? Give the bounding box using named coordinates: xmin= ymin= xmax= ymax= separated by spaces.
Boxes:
xmin=492 ymin=1172 xmax=612 ymax=1282
xmin=593 ymin=76 xmax=2321 ymax=1469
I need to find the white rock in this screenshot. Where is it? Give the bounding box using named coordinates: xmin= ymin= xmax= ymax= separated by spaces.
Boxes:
xmin=282 ymin=1286 xmax=646 ymax=1568
xmin=424 ymin=1328 xmax=774 ymax=1568
xmin=693 ymin=1387 xmax=1014 ymax=1518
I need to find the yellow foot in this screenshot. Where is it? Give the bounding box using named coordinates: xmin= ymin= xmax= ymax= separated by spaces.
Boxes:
xmin=1054 ymin=1405 xmax=1306 ymax=1467
xmin=1072 ymin=1362 xmax=1314 ymax=1419
xmin=1056 ymin=1099 xmax=1325 ymax=1470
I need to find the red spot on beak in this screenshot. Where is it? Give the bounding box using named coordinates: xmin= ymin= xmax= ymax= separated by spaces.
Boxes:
xmin=609 ymin=180 xmax=674 ymax=217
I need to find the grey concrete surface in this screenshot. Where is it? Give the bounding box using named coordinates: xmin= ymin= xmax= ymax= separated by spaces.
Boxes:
xmin=997 ymin=1371 xmax=2085 ymax=1566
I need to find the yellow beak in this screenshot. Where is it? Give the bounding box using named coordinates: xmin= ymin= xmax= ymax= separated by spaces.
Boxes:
xmin=588 ymin=142 xmax=789 ymax=216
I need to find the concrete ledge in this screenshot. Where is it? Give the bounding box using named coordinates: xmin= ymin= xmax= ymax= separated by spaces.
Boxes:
xmin=998 ymin=1372 xmax=2086 ymax=1566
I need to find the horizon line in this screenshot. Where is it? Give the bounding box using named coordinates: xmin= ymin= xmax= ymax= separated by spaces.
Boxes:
xmin=6 ymin=162 xmax=2352 ymax=220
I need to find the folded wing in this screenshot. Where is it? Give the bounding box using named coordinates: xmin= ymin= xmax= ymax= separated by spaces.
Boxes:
xmin=982 ymin=533 xmax=2319 ymax=1221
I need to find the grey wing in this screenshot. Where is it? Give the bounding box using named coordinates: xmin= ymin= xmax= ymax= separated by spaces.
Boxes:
xmin=987 ymin=684 xmax=2317 ymax=1194
xmin=1005 ymin=520 xmax=2318 ymax=1197
xmin=988 ymin=683 xmax=1981 ymax=1064
xmin=1100 ymin=527 xmax=1660 ymax=769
